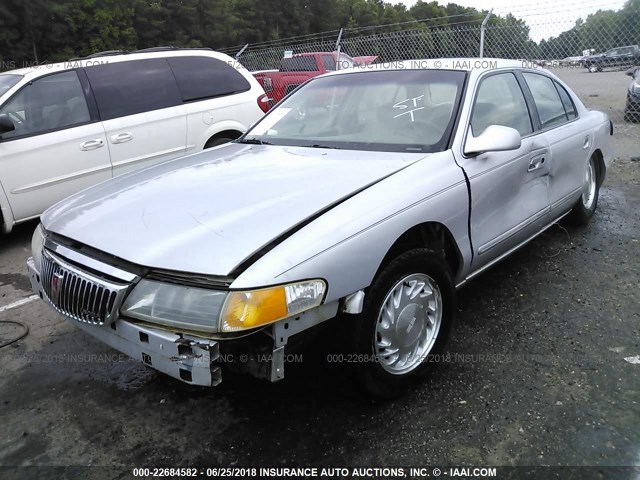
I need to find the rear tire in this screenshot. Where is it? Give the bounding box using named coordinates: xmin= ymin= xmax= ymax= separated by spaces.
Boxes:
xmin=568 ymin=155 xmax=600 ymax=226
xmin=350 ymin=248 xmax=455 ymax=399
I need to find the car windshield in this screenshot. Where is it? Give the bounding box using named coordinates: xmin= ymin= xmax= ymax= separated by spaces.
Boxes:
xmin=243 ymin=69 xmax=467 ymax=153
xmin=0 ymin=74 xmax=22 ymax=96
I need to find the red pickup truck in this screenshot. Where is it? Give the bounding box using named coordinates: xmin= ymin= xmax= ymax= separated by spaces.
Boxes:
xmin=253 ymin=52 xmax=377 ymax=107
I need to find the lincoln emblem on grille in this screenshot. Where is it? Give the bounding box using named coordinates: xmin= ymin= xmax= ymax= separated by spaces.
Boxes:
xmin=50 ymin=272 xmax=63 ymax=305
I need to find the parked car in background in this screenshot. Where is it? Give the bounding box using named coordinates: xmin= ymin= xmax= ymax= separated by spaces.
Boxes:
xmin=253 ymin=51 xmax=377 ymax=107
xmin=561 ymin=56 xmax=583 ymax=66
xmin=28 ymin=59 xmax=613 ymax=398
xmin=0 ymin=48 xmax=267 ymax=234
xmin=625 ymin=66 xmax=640 ymax=122
xmin=582 ymin=45 xmax=640 ymax=72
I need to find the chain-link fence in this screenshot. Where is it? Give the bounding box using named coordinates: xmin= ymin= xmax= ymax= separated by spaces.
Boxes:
xmin=220 ymin=10 xmax=639 ymax=160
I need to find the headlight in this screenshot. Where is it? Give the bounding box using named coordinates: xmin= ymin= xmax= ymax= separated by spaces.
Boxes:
xmin=632 ymin=81 xmax=640 ymax=94
xmin=220 ymin=280 xmax=326 ymax=332
xmin=122 ymin=278 xmax=326 ymax=334
xmin=122 ymin=280 xmax=227 ymax=333
xmin=31 ymin=224 xmax=45 ymax=272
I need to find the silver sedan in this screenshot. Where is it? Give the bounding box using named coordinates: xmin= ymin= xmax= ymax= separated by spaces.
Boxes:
xmin=27 ymin=58 xmax=613 ymax=398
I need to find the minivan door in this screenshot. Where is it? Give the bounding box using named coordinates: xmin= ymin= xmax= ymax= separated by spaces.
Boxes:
xmin=0 ymin=70 xmax=111 ymax=222
xmin=84 ymin=59 xmax=187 ymax=177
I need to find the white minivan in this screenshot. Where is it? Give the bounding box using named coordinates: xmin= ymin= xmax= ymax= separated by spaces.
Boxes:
xmin=0 ymin=48 xmax=268 ymax=233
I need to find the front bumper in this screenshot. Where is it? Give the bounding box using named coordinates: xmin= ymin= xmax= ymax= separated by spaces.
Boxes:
xmin=28 ymin=257 xmax=221 ymax=386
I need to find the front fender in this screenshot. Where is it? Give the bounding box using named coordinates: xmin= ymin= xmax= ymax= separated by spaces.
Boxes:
xmin=231 ymin=151 xmax=472 ymax=302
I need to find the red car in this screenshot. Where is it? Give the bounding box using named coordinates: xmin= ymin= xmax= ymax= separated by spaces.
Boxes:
xmin=253 ymin=52 xmax=377 ymax=107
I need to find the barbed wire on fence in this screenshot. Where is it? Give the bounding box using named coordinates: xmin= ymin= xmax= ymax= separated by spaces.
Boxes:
xmin=223 ymin=8 xmax=639 ymax=151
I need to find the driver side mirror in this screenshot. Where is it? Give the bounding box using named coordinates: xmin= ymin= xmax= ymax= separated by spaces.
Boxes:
xmin=0 ymin=114 xmax=15 ymax=135
xmin=464 ymin=125 xmax=521 ymax=156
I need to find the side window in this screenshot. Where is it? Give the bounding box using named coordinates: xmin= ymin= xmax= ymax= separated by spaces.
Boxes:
xmin=322 ymin=55 xmax=337 ymax=71
xmin=523 ymin=73 xmax=569 ymax=129
xmin=554 ymin=81 xmax=577 ymax=120
xmin=85 ymin=59 xmax=182 ymax=120
xmin=471 ymin=72 xmax=533 ymax=137
xmin=166 ymin=56 xmax=251 ymax=102
xmin=0 ymin=70 xmax=90 ymax=140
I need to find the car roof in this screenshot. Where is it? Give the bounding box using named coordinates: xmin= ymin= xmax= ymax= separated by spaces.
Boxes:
xmin=6 ymin=49 xmax=237 ymax=78
xmin=325 ymin=57 xmax=526 ymax=76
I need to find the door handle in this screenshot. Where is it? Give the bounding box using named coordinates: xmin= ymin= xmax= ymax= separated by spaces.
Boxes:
xmin=111 ymin=132 xmax=133 ymax=144
xmin=528 ymin=155 xmax=545 ymax=172
xmin=583 ymin=135 xmax=590 ymax=150
xmin=80 ymin=139 xmax=104 ymax=151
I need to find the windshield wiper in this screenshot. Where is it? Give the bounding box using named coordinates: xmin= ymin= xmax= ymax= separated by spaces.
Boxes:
xmin=303 ymin=144 xmax=339 ymax=149
xmin=238 ymin=138 xmax=273 ymax=145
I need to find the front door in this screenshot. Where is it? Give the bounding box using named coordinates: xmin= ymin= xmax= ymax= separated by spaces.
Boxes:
xmin=454 ymin=71 xmax=551 ymax=271
xmin=0 ymin=70 xmax=111 ymax=222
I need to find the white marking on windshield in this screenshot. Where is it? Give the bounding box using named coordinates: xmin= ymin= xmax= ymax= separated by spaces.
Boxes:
xmin=393 ymin=95 xmax=425 ymax=122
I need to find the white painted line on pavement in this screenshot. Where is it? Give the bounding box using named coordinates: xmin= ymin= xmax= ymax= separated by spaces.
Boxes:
xmin=624 ymin=356 xmax=640 ymax=365
xmin=0 ymin=295 xmax=39 ymax=313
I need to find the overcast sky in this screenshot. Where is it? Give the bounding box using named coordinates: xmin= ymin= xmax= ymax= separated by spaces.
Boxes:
xmin=397 ymin=0 xmax=627 ymax=41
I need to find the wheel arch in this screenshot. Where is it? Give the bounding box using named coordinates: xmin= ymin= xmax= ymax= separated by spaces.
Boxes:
xmin=204 ymin=129 xmax=243 ymax=148
xmin=591 ymin=148 xmax=606 ymax=187
xmin=377 ymin=222 xmax=463 ymax=280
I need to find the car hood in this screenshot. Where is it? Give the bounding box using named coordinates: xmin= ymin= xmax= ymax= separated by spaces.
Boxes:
xmin=42 ymin=143 xmax=424 ymax=276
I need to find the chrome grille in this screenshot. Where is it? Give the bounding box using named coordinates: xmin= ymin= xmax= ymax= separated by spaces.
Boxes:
xmin=40 ymin=250 xmax=131 ymax=326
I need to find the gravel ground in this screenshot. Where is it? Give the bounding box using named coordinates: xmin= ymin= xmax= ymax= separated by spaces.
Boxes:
xmin=0 ymin=68 xmax=638 ymax=477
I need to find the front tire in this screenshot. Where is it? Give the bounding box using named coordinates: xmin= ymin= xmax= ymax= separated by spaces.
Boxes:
xmin=351 ymin=248 xmax=455 ymax=399
xmin=568 ymin=155 xmax=600 ymax=226
xmin=588 ymin=63 xmax=600 ymax=73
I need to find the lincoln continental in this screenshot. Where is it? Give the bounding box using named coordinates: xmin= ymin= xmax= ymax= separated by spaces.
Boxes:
xmin=28 ymin=59 xmax=613 ymax=398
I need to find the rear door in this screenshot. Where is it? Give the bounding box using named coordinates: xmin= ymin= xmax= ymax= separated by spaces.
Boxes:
xmin=0 ymin=70 xmax=111 ymax=221
xmin=455 ymin=71 xmax=551 ymax=271
xmin=84 ymin=58 xmax=187 ymax=177
xmin=520 ymin=72 xmax=586 ymax=218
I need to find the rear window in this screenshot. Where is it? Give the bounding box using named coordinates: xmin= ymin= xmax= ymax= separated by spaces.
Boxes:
xmin=554 ymin=82 xmax=577 ymax=120
xmin=523 ymin=72 xmax=569 ymax=129
xmin=166 ymin=56 xmax=250 ymax=102
xmin=85 ymin=59 xmax=182 ymax=120
xmin=280 ymin=57 xmax=317 ymax=72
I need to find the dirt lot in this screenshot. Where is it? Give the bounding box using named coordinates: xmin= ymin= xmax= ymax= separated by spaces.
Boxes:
xmin=0 ymin=68 xmax=639 ymax=476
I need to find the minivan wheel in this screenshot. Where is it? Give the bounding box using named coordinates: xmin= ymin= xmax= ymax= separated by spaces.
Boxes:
xmin=204 ymin=137 xmax=234 ymax=149
xmin=350 ymin=248 xmax=454 ymax=399
xmin=568 ymin=155 xmax=600 ymax=226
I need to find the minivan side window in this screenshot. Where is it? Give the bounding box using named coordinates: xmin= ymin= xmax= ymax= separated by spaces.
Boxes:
xmin=85 ymin=59 xmax=182 ymax=121
xmin=166 ymin=56 xmax=251 ymax=102
xmin=0 ymin=70 xmax=90 ymax=140
xmin=471 ymin=72 xmax=533 ymax=137
xmin=522 ymin=72 xmax=569 ymax=129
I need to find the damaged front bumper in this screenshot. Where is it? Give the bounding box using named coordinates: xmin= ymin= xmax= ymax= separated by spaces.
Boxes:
xmin=28 ymin=249 xmax=339 ymax=387
xmin=27 ymin=256 xmax=222 ymax=386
